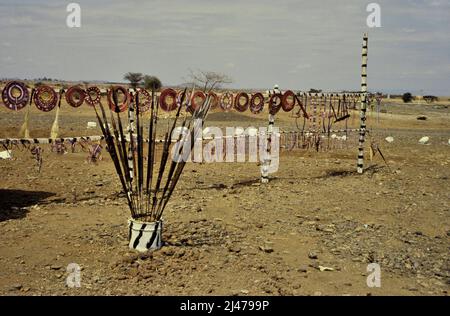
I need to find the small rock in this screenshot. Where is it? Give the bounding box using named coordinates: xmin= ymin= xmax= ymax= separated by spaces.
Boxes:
xmin=319 ymin=266 xmax=334 ymax=272
xmin=162 ymin=248 xmax=175 ymax=256
xmin=419 ymin=137 xmax=430 ymax=145
xmin=385 ymin=136 xmax=394 ymax=143
xmin=259 ymin=246 xmax=274 ymax=253
xmin=228 ymin=246 xmax=241 ymax=253
xmin=186 ymin=239 xmax=194 ymax=246
xmin=10 ymin=284 xmax=22 ymax=291
xmin=309 ymin=262 xmax=320 ymax=269
xmin=240 ymin=289 xmax=249 ymax=294
xmin=50 ymin=264 xmax=62 ymax=270
xmin=308 ymin=252 xmax=318 ymax=260
xmin=417 ymin=115 xmax=427 ymax=121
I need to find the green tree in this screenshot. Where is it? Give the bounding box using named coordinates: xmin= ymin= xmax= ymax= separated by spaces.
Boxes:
xmin=123 ymin=72 xmax=143 ymax=89
xmin=143 ymin=75 xmax=162 ymax=91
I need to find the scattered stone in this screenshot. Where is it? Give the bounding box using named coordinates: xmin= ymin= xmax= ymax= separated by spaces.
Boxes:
xmin=9 ymin=283 xmax=22 ymax=291
xmin=318 ymin=266 xmax=334 ymax=272
xmin=259 ymin=246 xmax=274 ymax=253
xmin=0 ymin=150 xmax=12 ymax=160
xmin=87 ymin=122 xmax=97 ymax=129
xmin=308 ymin=252 xmax=318 ymax=260
xmin=161 ymin=248 xmax=175 ymax=256
xmin=419 ymin=137 xmax=430 ymax=145
xmin=309 ymin=262 xmax=320 ymax=270
xmin=209 ymin=183 xmax=227 ymax=189
xmin=228 ymin=246 xmax=241 ymax=253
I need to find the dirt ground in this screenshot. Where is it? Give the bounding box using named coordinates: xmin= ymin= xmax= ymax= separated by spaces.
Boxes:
xmin=0 ymin=99 xmax=449 ymax=296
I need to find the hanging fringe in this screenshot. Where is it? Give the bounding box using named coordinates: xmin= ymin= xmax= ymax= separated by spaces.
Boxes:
xmin=19 ymin=103 xmax=31 ymax=138
xmin=50 ymin=89 xmax=64 ymax=139
xmin=50 ymin=105 xmax=60 ymax=139
xmin=19 ymin=89 xmax=34 ymax=138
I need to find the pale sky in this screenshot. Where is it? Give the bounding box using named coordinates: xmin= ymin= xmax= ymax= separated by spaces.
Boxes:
xmin=1 ymin=0 xmax=449 ymax=95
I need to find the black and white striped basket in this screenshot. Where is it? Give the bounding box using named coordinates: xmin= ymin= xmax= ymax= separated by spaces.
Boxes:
xmin=128 ymin=219 xmax=163 ymax=252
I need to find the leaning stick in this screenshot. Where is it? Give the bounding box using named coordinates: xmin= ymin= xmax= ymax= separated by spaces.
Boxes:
xmin=146 ymin=88 xmax=157 ymax=194
xmin=150 ymin=128 xmax=169 ymax=217
xmin=135 ymin=92 xmax=144 ymax=204
xmin=127 ymin=101 xmax=138 ymax=213
xmin=93 ymin=101 xmax=134 ymax=216
xmin=157 ymin=97 xmax=211 ymax=219
xmin=151 ymin=93 xmax=188 ymax=218
xmin=155 ymin=89 xmax=188 ymax=215
xmin=294 ymin=94 xmax=309 ymax=119
xmin=109 ymin=91 xmax=135 ymax=211
xmin=112 ymin=93 xmax=133 ymax=195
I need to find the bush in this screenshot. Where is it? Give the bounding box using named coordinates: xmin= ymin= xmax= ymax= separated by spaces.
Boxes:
xmin=402 ymin=93 xmax=413 ymax=103
xmin=423 ymin=95 xmax=438 ymax=103
xmin=143 ymin=75 xmax=162 ymax=91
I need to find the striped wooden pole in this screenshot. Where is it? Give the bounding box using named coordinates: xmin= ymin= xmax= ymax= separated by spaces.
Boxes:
xmin=127 ymin=103 xmax=136 ymax=188
xmin=261 ymin=113 xmax=275 ymax=183
xmin=357 ymin=33 xmax=369 ymax=174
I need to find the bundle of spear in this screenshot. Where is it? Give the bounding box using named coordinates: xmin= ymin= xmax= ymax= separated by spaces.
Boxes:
xmin=93 ymin=87 xmax=212 ymax=251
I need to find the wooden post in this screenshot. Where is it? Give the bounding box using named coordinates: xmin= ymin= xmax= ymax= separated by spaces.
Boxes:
xmin=261 ymin=113 xmax=275 ymax=183
xmin=357 ymin=33 xmax=369 ymax=174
